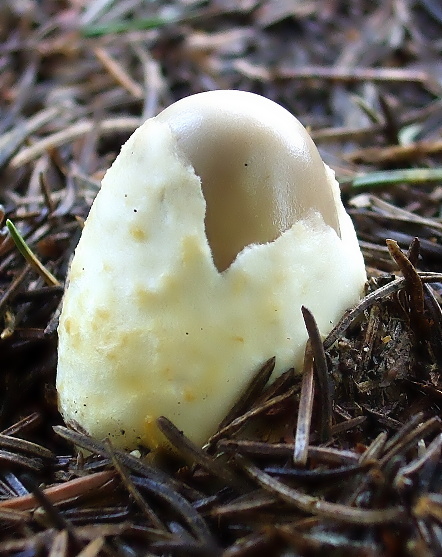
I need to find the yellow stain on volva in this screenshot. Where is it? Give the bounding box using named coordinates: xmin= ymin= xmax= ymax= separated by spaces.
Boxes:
xmin=134 ymin=285 xmax=155 ymax=306
xmin=183 ymin=387 xmax=196 ymax=402
xmin=129 ymin=225 xmax=147 ymax=242
xmin=181 ymin=235 xmax=202 ymax=265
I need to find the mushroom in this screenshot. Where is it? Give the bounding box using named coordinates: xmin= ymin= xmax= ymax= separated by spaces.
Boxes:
xmin=57 ymin=90 xmax=366 ymax=449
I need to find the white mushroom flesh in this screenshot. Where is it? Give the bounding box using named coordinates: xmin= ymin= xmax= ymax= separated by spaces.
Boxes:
xmin=57 ymin=90 xmax=366 ymax=449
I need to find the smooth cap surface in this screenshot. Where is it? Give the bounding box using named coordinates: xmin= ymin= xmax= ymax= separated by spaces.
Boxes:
xmin=157 ymin=90 xmax=340 ymax=271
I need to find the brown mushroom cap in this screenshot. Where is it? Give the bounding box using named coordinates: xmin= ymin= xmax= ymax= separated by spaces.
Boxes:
xmin=157 ymin=90 xmax=340 ymax=271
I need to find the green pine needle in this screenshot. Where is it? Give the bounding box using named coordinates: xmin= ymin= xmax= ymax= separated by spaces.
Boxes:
xmin=82 ymin=16 xmax=173 ymax=37
xmin=6 ymin=219 xmax=60 ymax=287
xmin=340 ymin=167 xmax=442 ymax=189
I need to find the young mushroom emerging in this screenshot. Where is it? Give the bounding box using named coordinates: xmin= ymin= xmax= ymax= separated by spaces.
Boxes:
xmin=57 ymin=90 xmax=366 ymax=449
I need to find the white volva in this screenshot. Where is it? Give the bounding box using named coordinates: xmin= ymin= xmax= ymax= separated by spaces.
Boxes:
xmin=57 ymin=91 xmax=366 ymax=449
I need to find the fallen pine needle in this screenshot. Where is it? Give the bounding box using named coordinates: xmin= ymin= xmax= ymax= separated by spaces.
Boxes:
xmin=0 ymin=470 xmax=115 ymax=511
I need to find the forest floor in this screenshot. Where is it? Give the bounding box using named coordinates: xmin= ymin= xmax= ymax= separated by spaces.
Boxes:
xmin=0 ymin=1 xmax=442 ymax=555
